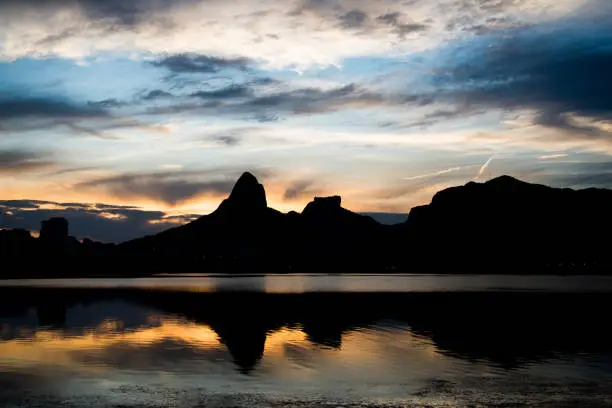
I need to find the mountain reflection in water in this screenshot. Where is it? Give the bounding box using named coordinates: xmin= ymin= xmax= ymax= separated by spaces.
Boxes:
xmin=1 ymin=285 xmax=612 ymax=407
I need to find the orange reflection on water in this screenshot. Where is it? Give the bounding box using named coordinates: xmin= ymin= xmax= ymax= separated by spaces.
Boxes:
xmin=0 ymin=317 xmax=220 ymax=372
xmin=0 ymin=313 xmax=450 ymax=390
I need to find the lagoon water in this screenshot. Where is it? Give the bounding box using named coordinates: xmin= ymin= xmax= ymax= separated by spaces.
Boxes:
xmin=2 ymin=273 xmax=612 ymax=292
xmin=0 ymin=275 xmax=611 ymax=407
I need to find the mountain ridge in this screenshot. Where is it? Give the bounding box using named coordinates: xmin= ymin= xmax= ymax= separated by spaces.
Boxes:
xmin=3 ymin=172 xmax=612 ymax=276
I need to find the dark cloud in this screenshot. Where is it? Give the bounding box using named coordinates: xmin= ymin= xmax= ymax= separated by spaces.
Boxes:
xmin=0 ymin=0 xmax=192 ymax=27
xmin=430 ymin=16 xmax=612 ymax=135
xmin=243 ymin=83 xmax=387 ymax=115
xmin=147 ymin=82 xmax=392 ymax=120
xmin=377 ymin=12 xmax=401 ymax=25
xmin=152 ymin=54 xmax=251 ymax=74
xmin=532 ymin=111 xmax=612 ymax=141
xmin=283 ymin=180 xmax=320 ymax=200
xmin=523 ymin=160 xmax=612 ymax=190
xmin=204 ymin=127 xmax=283 ymax=147
xmin=0 ymin=95 xmax=137 ymax=139
xmin=77 ymin=172 xmax=236 ymax=206
xmin=0 ymin=199 xmax=201 ymax=242
xmin=141 ymin=90 xmax=174 ymax=101
xmin=76 ymin=168 xmax=275 ymax=205
xmin=94 ymin=203 xmax=140 ymax=210
xmin=35 ymin=28 xmax=78 ymax=47
xmin=0 ymin=199 xmax=46 ymax=209
xmin=61 ymin=122 xmax=123 ymax=140
xmin=398 ymin=106 xmax=486 ymax=129
xmin=550 ymin=170 xmax=612 ymax=188
xmin=0 ymin=94 xmax=166 ymax=138
xmin=293 ymin=1 xmax=428 ymax=38
xmin=55 ymin=202 xmax=91 ymax=209
xmin=87 ymin=98 xmax=125 ymax=108
xmin=214 ymin=135 xmax=241 ymax=146
xmin=339 ymin=10 xmax=368 ymax=29
xmin=0 ymin=97 xmax=104 ymax=120
xmin=250 ymin=77 xmax=280 ymax=86
xmin=0 ymin=150 xmax=55 ymax=174
xmin=376 ymin=12 xmax=428 ymax=37
xmin=190 ymin=84 xmax=253 ymax=100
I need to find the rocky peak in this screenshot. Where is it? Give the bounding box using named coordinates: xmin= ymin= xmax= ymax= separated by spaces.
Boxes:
xmin=302 ymin=196 xmax=342 ymax=216
xmin=226 ymin=172 xmax=267 ymax=210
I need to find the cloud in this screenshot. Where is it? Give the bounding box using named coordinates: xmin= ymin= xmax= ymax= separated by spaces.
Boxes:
xmin=0 ymin=97 xmax=104 ymax=120
xmin=537 ymin=153 xmax=568 ymax=160
xmin=0 ymin=198 xmax=202 ymax=242
xmin=76 ymin=168 xmax=275 ymax=205
xmin=47 ymin=166 xmax=101 ymax=176
xmin=214 ymin=135 xmax=241 ymax=146
xmin=0 ymin=94 xmax=171 ymax=138
xmin=518 ymin=159 xmax=612 ymax=190
xmin=87 ymin=99 xmax=125 ymax=108
xmin=338 ymin=10 xmax=368 ymax=29
xmin=0 ymin=0 xmax=184 ymax=28
xmin=0 ymin=199 xmax=45 ymax=209
xmin=0 ymin=95 xmax=108 ymax=137
xmin=376 ymin=12 xmax=428 ymax=37
xmin=0 ymin=150 xmax=56 ymax=174
xmin=283 ymin=180 xmax=320 ymax=201
xmin=152 ymin=54 xmax=251 ymax=73
xmin=424 ymin=7 xmax=612 ymax=140
xmin=200 ymin=126 xmax=274 ymax=147
xmin=190 ymin=84 xmax=253 ymax=100
xmin=149 ymin=82 xmax=393 ymax=120
xmin=77 ymin=172 xmax=235 ymax=206
xmin=244 ymin=84 xmax=385 ymax=114
xmin=61 ymin=122 xmax=123 ymax=140
xmin=0 ymin=0 xmax=579 ymax=69
xmin=141 ymin=90 xmax=174 ymax=101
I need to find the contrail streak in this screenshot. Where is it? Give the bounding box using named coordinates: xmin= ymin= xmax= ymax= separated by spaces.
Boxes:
xmin=474 ymin=155 xmax=495 ymax=180
xmin=403 ymin=167 xmax=464 ymax=181
xmin=537 ymin=153 xmax=568 ymax=160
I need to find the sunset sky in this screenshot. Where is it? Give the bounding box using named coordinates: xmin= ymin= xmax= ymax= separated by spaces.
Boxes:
xmin=1 ymin=0 xmax=611 ymax=241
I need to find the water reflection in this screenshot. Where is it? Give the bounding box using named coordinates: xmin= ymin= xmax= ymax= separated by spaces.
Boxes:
xmin=1 ymin=287 xmax=612 ymax=406
xmin=2 ymin=274 xmax=612 ymax=292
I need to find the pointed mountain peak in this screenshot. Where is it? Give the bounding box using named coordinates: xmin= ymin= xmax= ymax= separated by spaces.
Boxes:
xmin=235 ymin=171 xmax=259 ymax=187
xmin=227 ymin=172 xmax=267 ymax=209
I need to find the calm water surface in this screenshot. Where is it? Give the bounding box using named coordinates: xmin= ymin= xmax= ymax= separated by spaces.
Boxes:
xmin=2 ymin=273 xmax=612 ymax=292
xmin=0 ymin=275 xmax=611 ymax=407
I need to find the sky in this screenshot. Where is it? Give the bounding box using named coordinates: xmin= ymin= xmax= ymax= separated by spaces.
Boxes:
xmin=1 ymin=0 xmax=611 ymax=242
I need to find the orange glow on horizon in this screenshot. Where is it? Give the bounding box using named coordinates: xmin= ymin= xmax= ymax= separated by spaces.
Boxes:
xmin=0 ymin=173 xmax=432 ymax=219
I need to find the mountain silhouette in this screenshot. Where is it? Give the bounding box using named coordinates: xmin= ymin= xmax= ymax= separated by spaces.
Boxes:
xmin=117 ymin=172 xmax=388 ymax=273
xmin=118 ymin=171 xmax=293 ymax=271
xmin=224 ymin=171 xmax=267 ymax=210
xmin=404 ymin=175 xmax=612 ymax=272
xmin=2 ymin=173 xmax=612 ymax=276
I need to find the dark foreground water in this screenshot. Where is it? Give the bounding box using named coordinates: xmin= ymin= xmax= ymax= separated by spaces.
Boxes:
xmin=1 ymin=275 xmax=612 ymax=407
